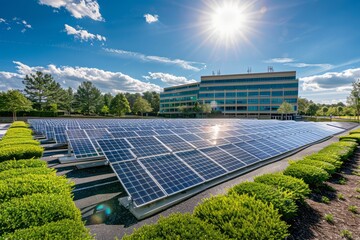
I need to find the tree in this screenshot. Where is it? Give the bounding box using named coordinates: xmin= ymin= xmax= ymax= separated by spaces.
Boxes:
xmin=101 ymin=105 xmax=109 ymax=115
xmin=109 ymin=93 xmax=131 ymax=116
xmin=151 ymin=93 xmax=160 ymax=114
xmin=59 ymin=87 xmax=74 ymax=114
xmin=22 ymin=71 xmax=62 ymax=110
xmin=74 ymin=81 xmax=102 ymax=115
xmin=347 ymin=79 xmax=360 ymax=122
xmin=297 ymin=97 xmax=310 ymax=115
xmin=125 ymin=92 xmax=141 ymax=111
xmin=306 ymin=103 xmax=319 ymax=116
xmin=321 ymin=106 xmax=329 ymax=116
xmin=103 ymin=93 xmax=113 ymax=107
xmin=200 ymin=104 xmax=212 ymax=117
xmin=133 ymin=97 xmax=153 ymax=116
xmin=277 ymin=101 xmax=294 ymax=120
xmin=0 ymin=90 xmax=32 ymax=121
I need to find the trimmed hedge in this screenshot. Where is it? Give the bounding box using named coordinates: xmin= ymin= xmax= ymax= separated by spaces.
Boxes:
xmin=229 ymin=182 xmax=297 ymax=220
xmin=9 ymin=121 xmax=28 ymax=128
xmin=123 ymin=213 xmax=226 ymax=240
xmin=293 ymin=159 xmax=336 ymax=175
xmin=0 ymin=159 xmax=46 ymax=172
xmin=193 ymin=194 xmax=289 ymax=239
xmin=0 ymin=193 xmax=82 ymax=235
xmin=0 ymin=145 xmax=43 ymax=162
xmin=320 ymin=141 xmax=358 ymax=161
xmin=339 ymin=134 xmax=360 ymax=143
xmin=349 ymin=128 xmax=360 ymax=135
xmin=1 ymin=219 xmax=93 ymax=240
xmin=254 ymin=173 xmax=311 ymax=202
xmin=304 ymin=153 xmax=342 ymax=170
xmin=283 ymin=163 xmax=329 ymax=185
xmin=0 ymin=167 xmax=55 ymax=180
xmin=0 ymin=174 xmax=73 ymax=203
xmin=0 ymin=140 xmax=40 ymax=147
xmin=4 ymin=128 xmax=33 ymax=136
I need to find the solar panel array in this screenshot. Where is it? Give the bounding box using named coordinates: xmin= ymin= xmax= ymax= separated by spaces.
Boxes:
xmin=29 ymin=118 xmax=346 ymax=207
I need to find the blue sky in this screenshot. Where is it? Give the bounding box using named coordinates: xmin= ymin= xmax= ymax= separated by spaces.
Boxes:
xmin=1 ymin=0 xmax=360 ymax=103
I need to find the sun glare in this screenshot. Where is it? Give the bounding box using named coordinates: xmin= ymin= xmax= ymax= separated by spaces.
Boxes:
xmin=211 ymin=4 xmax=245 ymax=39
xmin=198 ymin=0 xmax=260 ymax=51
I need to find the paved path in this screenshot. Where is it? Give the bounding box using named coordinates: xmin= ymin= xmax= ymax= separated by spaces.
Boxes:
xmin=0 ymin=124 xmax=10 ymax=139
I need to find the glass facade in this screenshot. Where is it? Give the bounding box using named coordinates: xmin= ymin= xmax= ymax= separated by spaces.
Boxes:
xmin=160 ymin=71 xmax=298 ymax=116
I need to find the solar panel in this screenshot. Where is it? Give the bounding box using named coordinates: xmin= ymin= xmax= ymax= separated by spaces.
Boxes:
xmin=219 ymin=144 xmax=259 ymax=165
xmin=207 ymin=138 xmax=230 ymax=146
xmin=111 ymin=161 xmax=166 ymax=207
xmin=69 ymin=138 xmax=98 ymax=159
xmin=111 ymin=131 xmax=138 ymax=138
xmin=136 ymin=130 xmax=158 ymax=136
xmin=127 ymin=136 xmax=162 ymax=147
xmin=85 ymin=129 xmax=113 ymax=139
xmin=165 ymin=142 xmax=194 ymax=152
xmin=189 ymin=140 xmax=214 ymax=149
xmin=97 ymin=138 xmax=132 ymax=152
xmin=156 ymin=135 xmax=185 ymax=143
xmin=199 ymin=147 xmax=246 ymax=172
xmin=102 ymin=149 xmax=135 ymax=163
xmin=235 ymin=142 xmax=272 ymax=160
xmin=140 ymin=154 xmax=204 ymax=195
xmin=175 ymin=150 xmax=227 ymax=180
xmin=130 ymin=145 xmax=170 ymax=158
xmin=66 ymin=129 xmax=88 ymax=140
xmin=154 ymin=129 xmax=173 ymax=135
xmin=171 ymin=128 xmax=190 ymax=134
xmin=178 ymin=134 xmax=202 ymax=141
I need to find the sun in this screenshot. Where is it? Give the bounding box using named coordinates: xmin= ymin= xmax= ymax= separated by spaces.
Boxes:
xmin=211 ymin=4 xmax=246 ymax=40
xmin=198 ymin=0 xmax=259 ymax=50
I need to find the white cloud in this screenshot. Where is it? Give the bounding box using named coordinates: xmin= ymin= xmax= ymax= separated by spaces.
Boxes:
xmin=104 ymin=48 xmax=206 ymax=71
xmin=285 ymin=62 xmax=333 ymax=71
xmin=22 ymin=20 xmax=32 ymax=29
xmin=39 ymin=0 xmax=103 ymax=21
xmin=144 ymin=72 xmax=197 ymax=86
xmin=265 ymin=58 xmax=294 ymax=63
xmin=64 ymin=24 xmax=106 ymax=42
xmin=144 ymin=14 xmax=159 ymax=24
xmin=300 ymin=68 xmax=360 ymax=92
xmin=0 ymin=17 xmax=31 ymax=32
xmin=2 ymin=61 xmax=161 ymax=93
xmin=0 ymin=18 xmax=5 ymax=23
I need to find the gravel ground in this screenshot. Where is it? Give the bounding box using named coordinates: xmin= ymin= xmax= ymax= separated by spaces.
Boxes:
xmin=41 ymin=123 xmax=359 ymax=240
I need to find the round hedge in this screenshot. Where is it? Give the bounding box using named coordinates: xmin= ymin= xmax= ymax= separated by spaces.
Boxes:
xmin=294 ymin=159 xmax=336 ymax=175
xmin=123 ymin=213 xmax=226 ymax=240
xmin=0 ymin=167 xmax=55 ymax=180
xmin=304 ymin=153 xmax=342 ymax=170
xmin=254 ymin=173 xmax=311 ymax=202
xmin=283 ymin=163 xmax=329 ymax=185
xmin=0 ymin=159 xmax=46 ymax=172
xmin=194 ymin=194 xmax=289 ymax=240
xmin=0 ymin=145 xmax=43 ymax=162
xmin=2 ymin=219 xmax=93 ymax=240
xmin=228 ymin=181 xmax=298 ymax=220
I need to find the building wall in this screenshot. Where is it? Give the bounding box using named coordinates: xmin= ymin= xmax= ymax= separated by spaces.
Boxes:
xmin=160 ymin=71 xmax=298 ymax=118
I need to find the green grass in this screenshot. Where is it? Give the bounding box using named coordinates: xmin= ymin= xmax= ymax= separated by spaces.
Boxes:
xmin=324 ymin=214 xmax=334 ymax=224
xmin=348 ymin=205 xmax=358 ymax=214
xmin=338 ymin=178 xmax=347 ymax=185
xmin=321 ymin=196 xmax=330 ymax=204
xmin=340 ymin=229 xmax=353 ymax=239
xmin=337 ymin=193 xmax=345 ymax=201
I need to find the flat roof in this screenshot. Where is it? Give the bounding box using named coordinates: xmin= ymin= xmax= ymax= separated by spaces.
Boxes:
xmin=201 ymin=71 xmax=296 ymax=79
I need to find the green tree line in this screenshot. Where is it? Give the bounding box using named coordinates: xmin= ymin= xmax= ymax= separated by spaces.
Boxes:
xmin=0 ymin=71 xmax=159 ymax=120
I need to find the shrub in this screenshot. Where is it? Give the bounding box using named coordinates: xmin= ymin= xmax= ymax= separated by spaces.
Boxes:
xmin=320 ymin=141 xmax=358 ymax=161
xmin=193 ymin=194 xmax=289 ymax=240
xmin=123 ymin=213 xmax=226 ymax=240
xmin=324 ymin=214 xmax=334 ymax=224
xmin=293 ymin=159 xmax=336 ymax=175
xmin=349 ymin=128 xmax=360 ymax=135
xmin=337 ymin=193 xmax=345 ymax=200
xmin=0 ymin=139 xmax=40 ymax=147
xmin=338 ymin=177 xmax=346 ymax=185
xmin=228 ymin=182 xmax=297 ymax=220
xmin=5 ymin=128 xmax=33 ymax=136
xmin=1 ymin=219 xmax=93 ymax=240
xmin=9 ymin=121 xmax=28 ymax=128
xmin=339 ymin=134 xmax=360 ymax=143
xmin=348 ymin=205 xmax=358 ymax=214
xmin=340 ymin=229 xmax=353 ymax=239
xmin=0 ymin=193 xmax=81 ymax=235
xmin=0 ymin=145 xmax=43 ymax=162
xmin=283 ymin=163 xmax=330 ymax=186
xmin=0 ymin=174 xmax=73 ymax=203
xmin=0 ymin=167 xmax=55 ymax=180
xmin=304 ymin=153 xmax=342 ymax=170
xmin=0 ymin=159 xmax=46 ymax=172
xmin=321 ymin=196 xmax=330 ymax=204
xmin=254 ymin=173 xmax=311 ymax=202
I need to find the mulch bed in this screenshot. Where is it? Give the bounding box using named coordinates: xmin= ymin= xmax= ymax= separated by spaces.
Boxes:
xmin=289 ymin=150 xmax=360 ymax=240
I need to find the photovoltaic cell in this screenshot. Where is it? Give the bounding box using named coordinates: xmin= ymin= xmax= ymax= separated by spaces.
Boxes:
xmin=112 ymin=161 xmax=166 ymax=207
xmin=235 ymin=142 xmax=272 ymax=160
xmin=127 ymin=136 xmax=161 ymax=147
xmin=66 ymin=129 xmax=88 ymax=140
xmin=177 ymin=134 xmax=202 ymax=142
xmin=97 ymin=138 xmax=132 ymax=152
xmin=176 ymin=150 xmax=227 ymax=180
xmin=103 ymin=149 xmax=135 ymax=163
xmin=69 ymin=138 xmax=98 ymax=159
xmin=219 ymin=144 xmax=259 ymax=165
xmin=140 ymin=154 xmax=204 ymax=195
xmin=131 ymin=145 xmax=170 ymax=158
xmin=199 ymin=147 xmax=246 ymax=172
xmin=111 ymin=131 xmax=138 ymax=138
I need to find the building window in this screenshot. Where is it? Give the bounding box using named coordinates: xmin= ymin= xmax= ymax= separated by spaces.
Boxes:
xmin=248 ymin=106 xmax=258 ymax=111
